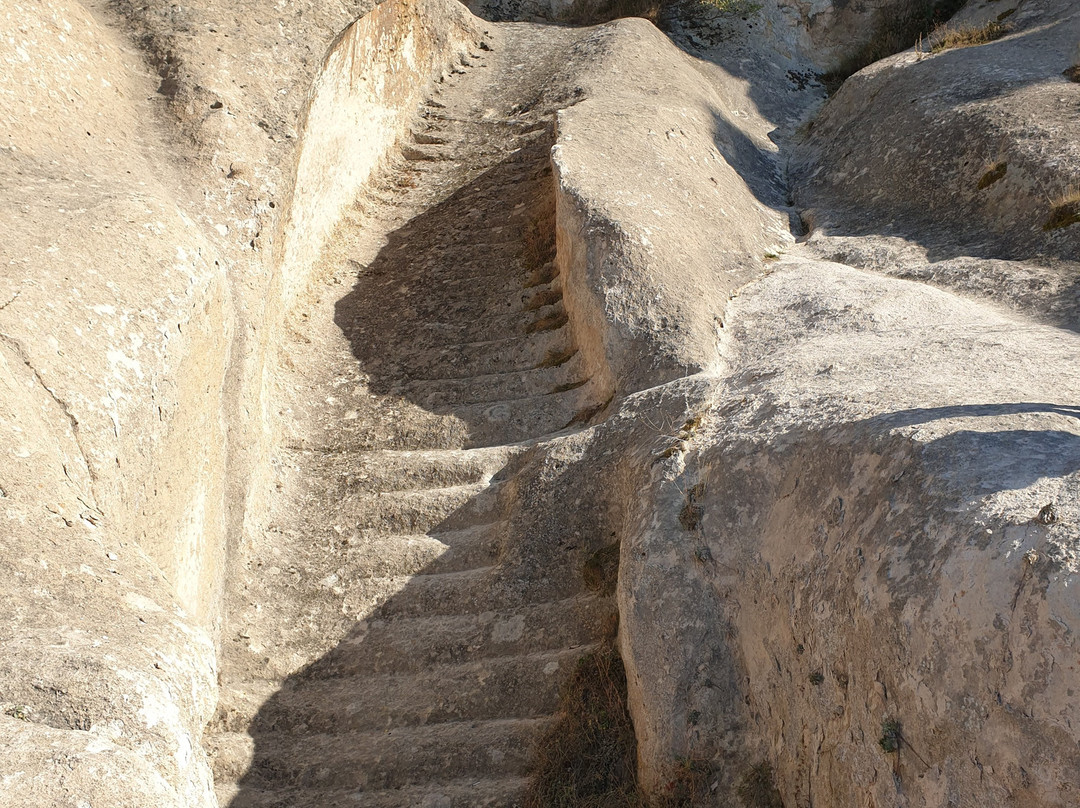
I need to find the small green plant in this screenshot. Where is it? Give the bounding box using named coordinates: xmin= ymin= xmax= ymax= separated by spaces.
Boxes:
xmin=4 ymin=705 xmax=32 ymax=721
xmin=1044 ymin=190 xmax=1080 ymax=231
xmin=737 ymin=761 xmax=783 ymax=808
xmin=879 ymin=718 xmax=903 ymax=753
xmin=977 ymin=161 xmax=1007 ymax=190
xmin=931 ymin=20 xmax=1008 ymax=52
xmin=808 ymin=671 xmax=825 ymax=685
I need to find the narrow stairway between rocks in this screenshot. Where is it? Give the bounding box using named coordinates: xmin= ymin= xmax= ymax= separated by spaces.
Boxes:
xmin=205 ymin=22 xmax=618 ymax=808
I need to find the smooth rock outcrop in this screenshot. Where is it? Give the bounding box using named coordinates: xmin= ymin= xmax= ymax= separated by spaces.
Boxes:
xmin=5 ymin=0 xmax=1080 ymax=805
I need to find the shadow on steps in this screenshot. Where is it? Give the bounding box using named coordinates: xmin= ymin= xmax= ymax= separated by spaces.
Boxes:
xmin=331 ymin=127 xmax=609 ymax=451
xmin=208 ymin=434 xmax=628 ymax=807
xmin=208 ymin=89 xmax=633 ymax=807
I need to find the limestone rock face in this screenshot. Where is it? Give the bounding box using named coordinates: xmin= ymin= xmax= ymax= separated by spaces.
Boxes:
xmin=551 ymin=18 xmax=794 ymax=395
xmin=1 ymin=1 xmax=226 ymax=803
xmin=0 ymin=0 xmax=486 ymax=801
xmin=4 ymin=0 xmax=1080 ymax=804
xmin=619 ymin=257 xmax=1080 ymax=804
xmin=610 ymin=1 xmax=1080 ymax=804
xmin=794 ymin=0 xmax=1080 ymax=264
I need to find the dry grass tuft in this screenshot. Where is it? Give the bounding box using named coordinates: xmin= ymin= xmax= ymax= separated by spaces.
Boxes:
xmin=736 ymin=762 xmax=783 ymax=808
xmin=931 ymin=19 xmax=1008 ymax=53
xmin=977 ymin=161 xmax=1007 ymax=190
xmin=525 ymin=646 xmax=642 ymax=808
xmin=1044 ymin=190 xmax=1080 ymax=232
xmin=821 ymin=0 xmax=966 ymax=93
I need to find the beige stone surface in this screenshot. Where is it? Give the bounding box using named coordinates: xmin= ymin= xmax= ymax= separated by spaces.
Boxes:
xmin=552 ymin=18 xmax=793 ymax=395
xmin=795 ymin=0 xmax=1080 ymax=264
xmin=4 ymin=0 xmax=1080 ymax=804
xmin=619 ymin=254 xmax=1080 ymax=803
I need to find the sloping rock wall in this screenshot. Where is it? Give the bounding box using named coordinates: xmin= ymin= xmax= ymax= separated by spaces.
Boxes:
xmin=0 ymin=0 xmax=481 ymax=804
xmin=277 ymin=0 xmax=480 ymax=313
xmin=551 ymin=18 xmax=792 ymax=396
xmin=794 ymin=0 xmax=1080 ymax=264
xmin=608 ymin=1 xmax=1080 ymax=804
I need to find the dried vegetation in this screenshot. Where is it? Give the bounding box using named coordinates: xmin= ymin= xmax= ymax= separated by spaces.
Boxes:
xmin=930 ymin=19 xmax=1008 ymax=53
xmin=821 ymin=0 xmax=966 ymax=92
xmin=526 ymin=645 xmax=641 ymax=808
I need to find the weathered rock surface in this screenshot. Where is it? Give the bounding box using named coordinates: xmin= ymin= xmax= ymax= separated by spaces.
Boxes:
xmin=620 ymin=255 xmax=1080 ymax=804
xmin=795 ymin=0 xmax=1080 ymax=265
xmin=4 ymin=0 xmax=1080 ymax=804
xmin=615 ymin=0 xmax=1080 ymax=803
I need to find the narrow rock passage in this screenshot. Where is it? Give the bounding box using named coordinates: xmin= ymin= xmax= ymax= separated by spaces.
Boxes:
xmin=205 ymin=22 xmax=616 ymax=808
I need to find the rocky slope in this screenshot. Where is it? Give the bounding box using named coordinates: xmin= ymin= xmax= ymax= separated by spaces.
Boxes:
xmin=2 ymin=0 xmax=1079 ymax=805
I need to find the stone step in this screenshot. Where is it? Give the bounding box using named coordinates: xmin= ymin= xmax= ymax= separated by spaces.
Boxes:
xmin=302 ymin=594 xmax=616 ymax=677
xmin=208 ymin=716 xmax=547 ymax=791
xmin=403 ymin=351 xmax=587 ymax=408
xmin=451 ymin=379 xmax=604 ymax=448
xmin=296 ymin=377 xmax=599 ymax=453
xmin=346 ymin=274 xmax=553 ymax=338
xmin=394 ymin=300 xmax=566 ymax=346
xmin=337 ymin=524 xmax=502 ymax=577
xmin=341 ymin=562 xmax=583 ymax=621
xmin=215 ymin=566 xmax=587 ymax=690
xmin=400 ymin=141 xmax=511 ymax=165
xmin=216 ymin=774 xmax=530 ymax=808
xmin=224 ymin=646 xmax=590 ymax=735
xmin=301 ymin=446 xmax=515 ymax=495
xmin=335 ymin=482 xmax=502 ymax=534
xmin=397 ymin=329 xmax=576 ymax=379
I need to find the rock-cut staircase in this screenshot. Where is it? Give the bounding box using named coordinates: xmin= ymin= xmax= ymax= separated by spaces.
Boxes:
xmin=205 ymin=22 xmax=616 ymax=808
